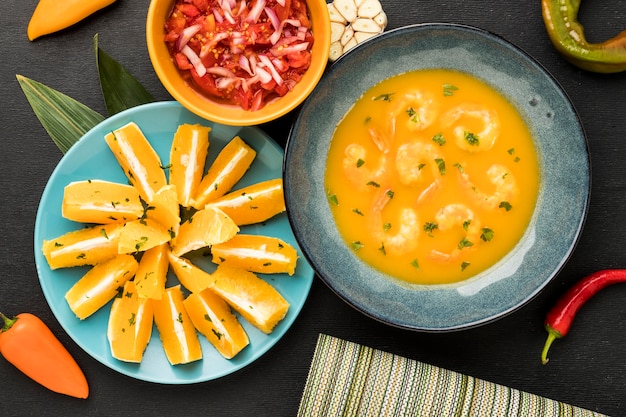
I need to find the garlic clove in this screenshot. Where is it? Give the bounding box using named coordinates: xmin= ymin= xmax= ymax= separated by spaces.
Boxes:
xmin=357 ymin=0 xmax=382 ymax=19
xmin=340 ymin=25 xmax=354 ymax=46
xmin=327 ymin=3 xmax=347 ymax=24
xmin=333 ymin=0 xmax=358 ymax=23
xmin=352 ymin=18 xmax=382 ymax=33
xmin=331 ymin=21 xmax=346 ymax=43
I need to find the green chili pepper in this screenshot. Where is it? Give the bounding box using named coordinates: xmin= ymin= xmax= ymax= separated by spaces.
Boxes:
xmin=541 ymin=0 xmax=626 ymax=73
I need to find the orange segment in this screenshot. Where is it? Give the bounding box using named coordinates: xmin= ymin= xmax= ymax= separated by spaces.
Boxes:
xmin=107 ymin=280 xmax=154 ymax=363
xmin=65 ymin=254 xmax=139 ymax=320
xmin=170 ymin=206 xmax=239 ymax=257
xmin=206 ymin=178 xmax=285 ymax=226
xmin=184 ymin=289 xmax=249 ymax=359
xmin=42 ymin=223 xmax=124 ymax=270
xmin=211 ymin=234 xmax=298 ymax=275
xmin=169 ymin=124 xmax=211 ymax=207
xmin=152 ymin=285 xmax=203 ymax=365
xmin=167 ymin=252 xmax=214 ymax=293
xmin=117 ymin=218 xmax=172 ymax=254
xmin=147 ymin=184 xmax=181 ymax=240
xmin=192 ymin=136 xmax=256 ymax=209
xmin=209 ymin=264 xmax=290 ymax=334
xmin=62 ymin=179 xmax=144 ymax=224
xmin=134 ymin=243 xmax=169 ymax=300
xmin=104 ymin=122 xmax=167 ymax=202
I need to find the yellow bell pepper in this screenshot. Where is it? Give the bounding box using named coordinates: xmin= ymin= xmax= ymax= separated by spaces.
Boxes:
xmin=28 ymin=0 xmax=117 ymax=41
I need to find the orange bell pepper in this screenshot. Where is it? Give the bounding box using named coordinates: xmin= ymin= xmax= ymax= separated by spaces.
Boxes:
xmin=27 ymin=0 xmax=117 ymax=41
xmin=0 ymin=312 xmax=89 ymax=398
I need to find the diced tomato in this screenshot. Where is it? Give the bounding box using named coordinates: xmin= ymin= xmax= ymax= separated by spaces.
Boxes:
xmin=286 ymin=50 xmax=311 ymax=69
xmin=164 ymin=0 xmax=314 ymax=111
xmin=190 ymin=70 xmax=224 ymax=98
xmin=179 ymin=4 xmax=201 ymax=17
xmin=192 ymin=0 xmax=210 ymax=13
xmin=174 ymin=52 xmax=193 ymax=70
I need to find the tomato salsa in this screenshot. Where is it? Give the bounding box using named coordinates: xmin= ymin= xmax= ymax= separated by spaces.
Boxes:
xmin=164 ymin=0 xmax=314 ymax=111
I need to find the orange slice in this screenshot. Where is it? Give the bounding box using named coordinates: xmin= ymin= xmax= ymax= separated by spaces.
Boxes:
xmin=134 ymin=243 xmax=169 ymax=300
xmin=107 ymin=280 xmax=154 ymax=363
xmin=206 ymin=178 xmax=285 ymax=226
xmin=167 ymin=252 xmax=214 ymax=293
xmin=211 ymin=234 xmax=298 ymax=275
xmin=170 ymin=206 xmax=239 ymax=257
xmin=104 ymin=122 xmax=167 ymax=202
xmin=209 ymin=264 xmax=289 ymax=334
xmin=192 ymin=136 xmax=256 ymax=209
xmin=146 ymin=184 xmax=181 ymax=240
xmin=42 ymin=223 xmax=124 ymax=270
xmin=117 ymin=218 xmax=172 ymax=254
xmin=62 ymin=179 xmax=144 ymax=224
xmin=184 ymin=288 xmax=249 ymax=359
xmin=169 ymin=124 xmax=211 ymax=207
xmin=65 ymin=254 xmax=138 ymax=320
xmin=152 ymin=285 xmax=203 ymax=365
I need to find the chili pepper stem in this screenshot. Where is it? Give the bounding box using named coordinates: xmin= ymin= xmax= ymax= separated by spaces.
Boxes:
xmin=0 ymin=312 xmax=17 ymax=332
xmin=541 ymin=326 xmax=562 ymax=365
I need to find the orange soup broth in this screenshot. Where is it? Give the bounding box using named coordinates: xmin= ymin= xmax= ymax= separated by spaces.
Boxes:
xmin=325 ymin=69 xmax=540 ymax=285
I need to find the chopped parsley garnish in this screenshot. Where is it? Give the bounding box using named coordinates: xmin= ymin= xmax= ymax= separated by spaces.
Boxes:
xmin=351 ymin=241 xmax=364 ymax=251
xmin=366 ymin=181 xmax=380 ymax=188
xmin=411 ymin=259 xmax=420 ymax=270
xmin=443 ymin=83 xmax=459 ymax=96
xmin=464 ymin=131 xmax=480 ymax=146
xmin=499 ymin=201 xmax=513 ymax=211
xmin=432 ymin=132 xmax=446 ymax=146
xmin=383 ymin=222 xmax=392 ymax=232
xmin=461 ymin=261 xmax=471 ymax=271
xmin=373 ymin=93 xmax=394 ymax=102
xmin=423 ymin=222 xmax=438 ymax=236
xmin=352 ymin=208 xmax=364 ymax=216
xmin=356 ymin=158 xmax=365 ymax=168
xmin=453 ymin=162 xmax=464 ymax=173
xmin=462 ymin=220 xmax=471 ymax=231
xmin=481 ymin=228 xmax=495 ymax=242
xmin=386 ymin=190 xmax=395 ymax=199
xmin=328 ymin=193 xmax=339 ymax=206
xmin=378 ymin=243 xmax=386 ymax=255
xmin=458 ymin=238 xmax=474 ymax=249
xmin=435 ymin=158 xmax=446 ymax=175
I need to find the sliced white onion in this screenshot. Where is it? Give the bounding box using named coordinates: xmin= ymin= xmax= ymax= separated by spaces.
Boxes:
xmin=239 ymin=55 xmax=253 ymax=75
xmin=212 ymin=7 xmax=224 ymax=23
xmin=264 ymin=6 xmax=280 ymax=31
xmin=258 ymin=54 xmax=283 ymax=85
xmin=206 ymin=66 xmax=237 ymax=78
xmin=254 ymin=66 xmax=273 ymax=84
xmin=245 ymin=0 xmax=266 ymax=23
xmin=270 ymin=40 xmax=309 ymax=56
xmin=215 ymin=77 xmax=241 ymax=90
xmin=269 ymin=18 xmax=302 ymax=44
xmin=176 ymin=24 xmax=202 ymax=51
xmin=181 ymin=45 xmax=206 ymax=77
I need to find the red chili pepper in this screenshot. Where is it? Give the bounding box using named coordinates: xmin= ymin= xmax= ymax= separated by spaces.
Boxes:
xmin=0 ymin=312 xmax=89 ymax=398
xmin=541 ymin=269 xmax=626 ymax=365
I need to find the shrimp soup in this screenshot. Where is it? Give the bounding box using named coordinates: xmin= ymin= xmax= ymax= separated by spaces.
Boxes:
xmin=325 ymin=69 xmax=540 ymax=285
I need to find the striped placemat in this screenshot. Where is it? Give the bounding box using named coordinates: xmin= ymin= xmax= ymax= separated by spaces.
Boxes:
xmin=298 ymin=334 xmax=607 ymax=417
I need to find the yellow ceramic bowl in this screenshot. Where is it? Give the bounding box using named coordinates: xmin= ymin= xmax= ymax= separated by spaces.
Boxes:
xmin=146 ymin=0 xmax=330 ymax=126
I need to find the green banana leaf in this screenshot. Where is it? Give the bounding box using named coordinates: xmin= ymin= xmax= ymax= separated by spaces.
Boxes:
xmin=16 ymin=74 xmax=105 ymax=154
xmin=94 ymin=34 xmax=154 ymax=115
xmin=17 ymin=34 xmax=155 ymax=154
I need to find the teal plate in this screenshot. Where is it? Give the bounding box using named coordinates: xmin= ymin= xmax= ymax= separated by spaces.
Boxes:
xmin=284 ymin=24 xmax=590 ymax=332
xmin=34 ymin=101 xmax=314 ymax=383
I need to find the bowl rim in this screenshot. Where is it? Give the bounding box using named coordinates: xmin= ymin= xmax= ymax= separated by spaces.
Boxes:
xmin=146 ymin=0 xmax=331 ymax=126
xmin=283 ymin=22 xmax=591 ymax=332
